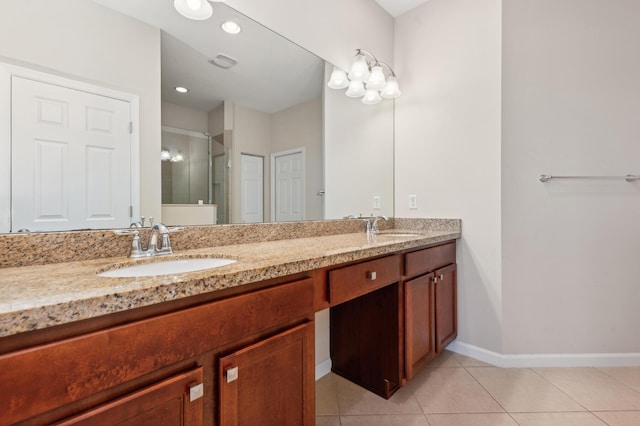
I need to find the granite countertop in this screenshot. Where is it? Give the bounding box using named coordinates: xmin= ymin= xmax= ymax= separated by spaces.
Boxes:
xmin=0 ymin=228 xmax=460 ymax=338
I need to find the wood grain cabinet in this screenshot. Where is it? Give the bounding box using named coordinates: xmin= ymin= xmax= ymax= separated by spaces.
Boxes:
xmin=404 ymin=242 xmax=457 ymax=380
xmin=329 ymin=255 xmax=402 ymax=399
xmin=218 ymin=323 xmax=314 ymax=426
xmin=56 ymin=368 xmax=205 ymax=426
xmin=0 ymin=278 xmax=315 ymax=425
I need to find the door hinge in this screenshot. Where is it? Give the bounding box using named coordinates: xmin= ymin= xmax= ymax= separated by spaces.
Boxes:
xmin=128 ymin=122 xmax=133 ymax=134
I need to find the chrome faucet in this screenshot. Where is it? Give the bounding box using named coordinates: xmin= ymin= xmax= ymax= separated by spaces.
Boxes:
xmin=148 ymin=223 xmax=174 ymax=256
xmin=114 ymin=223 xmax=183 ymax=258
xmin=365 ymin=215 xmax=389 ymax=235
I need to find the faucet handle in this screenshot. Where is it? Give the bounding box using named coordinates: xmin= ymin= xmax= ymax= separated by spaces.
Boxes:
xmin=113 ymin=229 xmax=146 ymax=258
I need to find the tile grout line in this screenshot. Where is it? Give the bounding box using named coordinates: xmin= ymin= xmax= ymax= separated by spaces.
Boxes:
xmin=528 ymin=367 xmax=591 ymax=412
xmin=595 ymin=366 xmax=640 ymax=396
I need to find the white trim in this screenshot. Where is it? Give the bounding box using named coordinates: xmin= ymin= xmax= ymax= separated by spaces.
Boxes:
xmin=448 ymin=340 xmax=640 ymax=368
xmin=270 ymin=147 xmax=306 ymax=222
xmin=0 ymin=61 xmax=141 ymax=231
xmin=315 ymin=357 xmax=332 ymax=381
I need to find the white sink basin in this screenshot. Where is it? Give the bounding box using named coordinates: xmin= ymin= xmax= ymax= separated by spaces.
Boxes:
xmin=98 ymin=258 xmax=236 ymax=278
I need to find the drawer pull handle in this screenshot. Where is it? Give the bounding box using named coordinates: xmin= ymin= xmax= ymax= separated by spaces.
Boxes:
xmin=368 ymin=271 xmax=377 ymax=280
xmin=226 ymin=366 xmax=239 ymax=383
xmin=190 ymin=383 xmax=204 ymax=402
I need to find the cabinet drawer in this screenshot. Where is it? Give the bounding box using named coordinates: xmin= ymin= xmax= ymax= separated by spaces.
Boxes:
xmin=405 ymin=242 xmax=455 ymax=278
xmin=329 ymin=255 xmax=400 ymax=305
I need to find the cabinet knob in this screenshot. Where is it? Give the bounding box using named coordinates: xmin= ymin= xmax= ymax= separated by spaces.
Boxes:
xmin=439 ymin=274 xmax=444 ymax=281
xmin=189 ymin=383 xmax=204 ymax=402
xmin=368 ymin=271 xmax=377 ymax=280
xmin=226 ymin=366 xmax=239 ymax=383
xmin=433 ymin=276 xmax=438 ymax=284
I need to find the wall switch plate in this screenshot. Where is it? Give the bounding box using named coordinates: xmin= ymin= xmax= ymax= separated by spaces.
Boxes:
xmin=373 ymin=195 xmax=381 ymax=210
xmin=409 ymin=194 xmax=418 ymax=209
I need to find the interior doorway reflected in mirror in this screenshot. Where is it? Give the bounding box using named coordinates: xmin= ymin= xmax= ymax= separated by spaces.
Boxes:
xmin=161 ymin=126 xmax=230 ymax=225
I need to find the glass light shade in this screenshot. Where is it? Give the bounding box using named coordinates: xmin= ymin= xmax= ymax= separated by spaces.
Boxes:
xmin=160 ymin=149 xmax=171 ymax=161
xmin=362 ymin=89 xmax=382 ymax=105
xmin=381 ymin=76 xmax=402 ymax=99
xmin=366 ymin=65 xmax=386 ymax=90
xmin=327 ymin=67 xmax=349 ymax=89
xmin=174 ymin=0 xmax=213 ymax=20
xmin=345 ymin=80 xmax=366 ymax=98
xmin=348 ymin=54 xmax=370 ymax=82
xmin=171 ymin=151 xmax=185 ymax=163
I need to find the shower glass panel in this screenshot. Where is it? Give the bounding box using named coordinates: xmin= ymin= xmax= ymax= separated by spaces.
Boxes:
xmin=161 ymin=126 xmax=230 ymax=224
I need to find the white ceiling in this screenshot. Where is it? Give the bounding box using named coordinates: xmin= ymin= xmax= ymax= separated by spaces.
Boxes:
xmin=94 ymin=1 xmax=323 ymax=114
xmin=374 ymin=0 xmax=431 ymax=17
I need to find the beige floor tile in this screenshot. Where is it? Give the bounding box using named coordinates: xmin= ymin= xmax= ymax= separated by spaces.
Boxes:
xmin=426 ymin=413 xmax=517 ymax=426
xmin=510 ymin=412 xmax=607 ymax=426
xmin=316 ymin=415 xmax=341 ymax=426
xmin=593 ymin=411 xmax=640 ymax=426
xmin=427 ymin=350 xmax=463 ymax=367
xmin=534 ymin=367 xmax=640 ymax=411
xmin=452 ymin=352 xmax=493 ymax=367
xmin=340 ymin=414 xmax=429 ymax=425
xmin=334 ymin=374 xmax=422 ymax=415
xmin=598 ymin=367 xmax=640 ymax=392
xmin=316 ymin=374 xmax=340 ymax=415
xmin=409 ymin=367 xmax=504 ymax=413
xmin=467 ymin=367 xmax=585 ymax=412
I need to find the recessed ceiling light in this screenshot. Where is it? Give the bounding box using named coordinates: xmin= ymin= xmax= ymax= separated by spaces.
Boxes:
xmin=173 ymin=0 xmax=213 ymax=20
xmin=221 ymin=21 xmax=242 ymax=35
xmin=175 ymin=86 xmax=189 ymax=93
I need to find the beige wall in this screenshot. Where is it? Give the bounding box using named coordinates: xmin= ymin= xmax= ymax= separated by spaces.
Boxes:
xmin=502 ymin=0 xmax=640 ymax=355
xmin=394 ymin=0 xmax=503 ymax=352
xmin=162 ymin=101 xmax=208 ymax=134
xmin=0 ymin=0 xmax=161 ymax=222
xmin=271 ymin=97 xmax=324 ymax=221
xmin=231 ymin=105 xmax=272 ymax=223
xmin=227 ymin=0 xmax=394 ymax=71
xmin=0 ymin=2 xmax=245 ymax=227
xmin=323 ymin=63 xmax=395 ymax=220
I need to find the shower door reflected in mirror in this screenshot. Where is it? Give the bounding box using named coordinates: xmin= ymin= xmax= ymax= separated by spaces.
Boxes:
xmin=161 ymin=126 xmax=229 ymax=225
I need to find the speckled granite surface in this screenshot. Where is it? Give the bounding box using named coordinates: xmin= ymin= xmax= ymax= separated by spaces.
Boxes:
xmin=0 ymin=219 xmax=391 ymax=268
xmin=0 ymin=218 xmax=461 ymax=338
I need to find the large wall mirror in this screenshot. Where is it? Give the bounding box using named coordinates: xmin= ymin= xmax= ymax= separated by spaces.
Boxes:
xmin=0 ymin=0 xmax=393 ymax=232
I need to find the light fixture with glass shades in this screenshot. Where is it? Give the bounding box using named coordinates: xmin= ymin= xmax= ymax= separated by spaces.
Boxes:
xmin=161 ymin=148 xmax=185 ymax=163
xmin=174 ymin=0 xmax=227 ymax=21
xmin=327 ymin=49 xmax=401 ymax=105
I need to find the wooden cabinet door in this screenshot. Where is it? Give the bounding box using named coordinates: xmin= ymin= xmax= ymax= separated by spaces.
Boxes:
xmin=435 ymin=264 xmax=457 ymax=353
xmin=405 ymin=272 xmax=435 ymax=380
xmin=218 ymin=323 xmax=314 ymax=426
xmin=56 ymin=368 xmax=204 ymax=426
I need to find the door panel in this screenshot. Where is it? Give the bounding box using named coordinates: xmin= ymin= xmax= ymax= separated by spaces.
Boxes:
xmin=11 ymin=76 xmax=131 ymax=231
xmin=405 ymin=273 xmax=436 ymax=380
xmin=56 ymin=367 xmax=204 ymax=426
xmin=218 ymin=323 xmax=314 ymax=426
xmin=273 ymin=150 xmax=304 ymax=222
xmin=240 ymin=154 xmax=263 ymax=223
xmin=435 ymin=264 xmax=457 ymax=353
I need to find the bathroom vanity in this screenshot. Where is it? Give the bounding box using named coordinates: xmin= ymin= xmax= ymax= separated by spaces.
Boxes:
xmin=0 ymin=219 xmax=459 ymax=425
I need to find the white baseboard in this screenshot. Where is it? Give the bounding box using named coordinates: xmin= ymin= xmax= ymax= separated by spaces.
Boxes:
xmin=315 ymin=358 xmax=332 ymax=380
xmin=448 ymin=340 xmax=640 ymax=368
